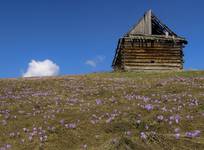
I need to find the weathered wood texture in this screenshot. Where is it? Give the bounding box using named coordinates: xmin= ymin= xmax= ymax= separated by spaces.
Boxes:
xmin=113 ymin=37 xmax=186 ymax=71
xmin=112 ymin=10 xmax=187 ymax=71
xmin=129 ymin=10 xmax=152 ymax=35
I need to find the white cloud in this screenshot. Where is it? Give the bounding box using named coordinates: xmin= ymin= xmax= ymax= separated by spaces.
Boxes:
xmin=23 ymin=59 xmax=60 ymax=77
xmin=85 ymin=60 xmax=97 ymax=67
xmin=85 ymin=55 xmax=105 ymax=67
xmin=96 ymin=55 xmax=105 ymax=62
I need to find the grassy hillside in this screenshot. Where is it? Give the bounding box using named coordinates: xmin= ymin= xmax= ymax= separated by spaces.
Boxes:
xmin=0 ymin=71 xmax=204 ymax=150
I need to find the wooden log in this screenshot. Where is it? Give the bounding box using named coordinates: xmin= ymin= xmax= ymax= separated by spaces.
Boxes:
xmin=124 ymin=53 xmax=182 ymax=56
xmin=124 ymin=66 xmax=182 ymax=70
xmin=124 ymin=59 xmax=182 ymax=63
xmin=113 ymin=36 xmax=185 ymax=71
xmin=124 ymin=49 xmax=182 ymax=52
xmin=124 ymin=63 xmax=182 ymax=67
xmin=124 ymin=56 xmax=182 ymax=60
xmin=124 ymin=52 xmax=181 ymax=55
xmin=123 ymin=42 xmax=184 ymax=47
xmin=122 ymin=44 xmax=183 ymax=49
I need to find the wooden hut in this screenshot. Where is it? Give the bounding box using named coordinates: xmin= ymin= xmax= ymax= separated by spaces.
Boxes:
xmin=112 ymin=10 xmax=188 ymax=71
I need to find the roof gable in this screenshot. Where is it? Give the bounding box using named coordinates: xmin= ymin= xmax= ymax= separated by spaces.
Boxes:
xmin=127 ymin=10 xmax=177 ymax=36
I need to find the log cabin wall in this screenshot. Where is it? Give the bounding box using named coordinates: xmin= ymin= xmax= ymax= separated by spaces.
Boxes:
xmin=121 ymin=37 xmax=184 ymax=71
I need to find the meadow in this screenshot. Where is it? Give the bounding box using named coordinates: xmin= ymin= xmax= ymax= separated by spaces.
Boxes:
xmin=0 ymin=71 xmax=204 ymax=150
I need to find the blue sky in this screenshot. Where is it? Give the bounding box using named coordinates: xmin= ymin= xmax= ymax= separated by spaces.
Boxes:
xmin=0 ymin=0 xmax=203 ymax=78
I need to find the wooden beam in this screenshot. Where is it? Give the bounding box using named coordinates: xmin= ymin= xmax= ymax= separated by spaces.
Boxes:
xmin=124 ymin=56 xmax=182 ymax=60
xmin=125 ymin=59 xmax=182 ymax=63
xmin=124 ymin=66 xmax=182 ymax=70
xmin=124 ymin=63 xmax=182 ymax=67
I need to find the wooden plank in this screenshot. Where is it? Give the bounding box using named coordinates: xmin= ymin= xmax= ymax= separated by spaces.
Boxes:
xmin=124 ymin=53 xmax=182 ymax=57
xmin=124 ymin=63 xmax=182 ymax=67
xmin=124 ymin=56 xmax=182 ymax=60
xmin=122 ymin=46 xmax=183 ymax=49
xmin=124 ymin=51 xmax=181 ymax=55
xmin=123 ymin=48 xmax=182 ymax=53
xmin=124 ymin=66 xmax=182 ymax=70
xmin=122 ymin=43 xmax=183 ymax=49
xmin=125 ymin=56 xmax=183 ymax=60
xmin=124 ymin=59 xmax=182 ymax=63
xmin=128 ymin=10 xmax=152 ymax=35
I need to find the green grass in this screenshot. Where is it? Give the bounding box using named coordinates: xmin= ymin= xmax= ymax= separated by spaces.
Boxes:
xmin=0 ymin=71 xmax=204 ymax=150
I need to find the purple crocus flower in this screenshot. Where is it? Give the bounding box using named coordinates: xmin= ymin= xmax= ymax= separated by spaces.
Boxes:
xmin=69 ymin=123 xmax=76 ymax=129
xmin=161 ymin=107 xmax=167 ymax=112
xmin=175 ymin=133 xmax=180 ymax=139
xmin=9 ymin=132 xmax=15 ymax=137
xmin=169 ymin=116 xmax=174 ymax=121
xmin=5 ymin=144 xmax=11 ymax=149
xmin=83 ymin=144 xmax=87 ymax=149
xmin=60 ymin=119 xmax=65 ymax=125
xmin=144 ymin=104 xmax=153 ymax=111
xmin=157 ymin=115 xmax=164 ymax=121
xmin=175 ymin=115 xmax=180 ymax=124
xmin=21 ymin=139 xmax=25 ymax=144
xmin=185 ymin=132 xmax=193 ymax=138
xmin=28 ymin=136 xmax=33 ymax=141
xmin=140 ymin=132 xmax=147 ymax=140
xmin=168 ymin=121 xmax=172 ymax=125
xmin=125 ymin=131 xmax=132 ymax=136
xmin=192 ymin=130 xmax=201 ymax=137
xmin=145 ymin=125 xmax=149 ymax=130
xmin=65 ymin=123 xmax=76 ymax=129
xmin=95 ymin=99 xmax=102 ymax=105
xmin=23 ymin=128 xmax=29 ymax=132
xmin=106 ymin=117 xmax=112 ymax=123
xmin=185 ymin=130 xmax=201 ymax=138
xmin=136 ymin=120 xmax=141 ymax=124
xmin=186 ymin=115 xmax=194 ymax=120
xmin=174 ymin=128 xmax=180 ymax=133
xmin=0 ymin=147 xmax=5 ymax=150
xmin=40 ymin=136 xmax=43 ymax=142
